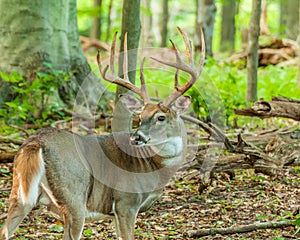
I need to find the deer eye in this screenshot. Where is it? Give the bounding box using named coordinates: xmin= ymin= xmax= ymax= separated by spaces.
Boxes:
xmin=157 ymin=115 xmax=166 ymax=122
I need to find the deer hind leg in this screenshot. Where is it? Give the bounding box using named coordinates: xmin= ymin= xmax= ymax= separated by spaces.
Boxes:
xmin=61 ymin=205 xmax=85 ymax=240
xmin=1 ymin=145 xmax=44 ymax=239
xmin=0 ymin=170 xmax=38 ymax=240
xmin=0 ymin=198 xmax=34 ymax=239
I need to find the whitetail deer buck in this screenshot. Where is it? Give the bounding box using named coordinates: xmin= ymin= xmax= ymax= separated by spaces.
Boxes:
xmin=0 ymin=27 xmax=205 ymax=239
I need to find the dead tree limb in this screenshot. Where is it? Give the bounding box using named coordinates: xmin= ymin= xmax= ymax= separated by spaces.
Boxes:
xmin=0 ymin=136 xmax=24 ymax=145
xmin=187 ymin=220 xmax=296 ymax=237
xmin=234 ymin=96 xmax=300 ymax=121
xmin=181 ymin=114 xmax=300 ymax=191
xmin=0 ymin=151 xmax=16 ymax=163
xmin=80 ymin=36 xmax=110 ymax=51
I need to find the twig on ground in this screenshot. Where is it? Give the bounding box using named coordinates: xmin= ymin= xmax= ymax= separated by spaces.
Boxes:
xmin=186 ymin=220 xmax=296 ymax=237
xmin=0 ymin=136 xmax=23 ymax=145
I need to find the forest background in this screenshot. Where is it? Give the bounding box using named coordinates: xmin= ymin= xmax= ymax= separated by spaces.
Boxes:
xmin=0 ymin=0 xmax=299 ymax=239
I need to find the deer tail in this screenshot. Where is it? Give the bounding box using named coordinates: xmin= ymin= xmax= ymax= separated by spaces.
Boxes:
xmin=13 ymin=141 xmax=45 ymax=206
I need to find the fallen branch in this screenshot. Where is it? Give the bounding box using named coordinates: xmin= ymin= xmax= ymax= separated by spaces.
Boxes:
xmin=234 ymin=96 xmax=300 ymax=121
xmin=187 ymin=220 xmax=296 ymax=237
xmin=80 ymin=36 xmax=110 ymax=51
xmin=0 ymin=213 xmax=7 ymax=221
xmin=0 ymin=136 xmax=23 ymax=145
xmin=0 ymin=151 xmax=16 ymax=163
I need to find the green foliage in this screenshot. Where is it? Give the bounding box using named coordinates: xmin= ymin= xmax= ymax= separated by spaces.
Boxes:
xmin=187 ymin=57 xmax=247 ymax=124
xmin=0 ymin=62 xmax=70 ymax=125
xmin=83 ymin=228 xmax=93 ymax=238
xmin=190 ymin=58 xmax=298 ymax=125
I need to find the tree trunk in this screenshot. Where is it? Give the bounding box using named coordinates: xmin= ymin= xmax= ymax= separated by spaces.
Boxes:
xmin=220 ymin=0 xmax=236 ymax=52
xmin=195 ymin=0 xmax=216 ymax=57
xmin=246 ymin=0 xmax=261 ymax=102
xmin=0 ymin=0 xmax=106 ymax=109
xmin=279 ymin=0 xmax=287 ymax=35
xmin=90 ymin=0 xmax=102 ymax=40
xmin=160 ymin=0 xmax=169 ymax=47
xmin=141 ymin=0 xmax=153 ymax=47
xmin=286 ymin=0 xmax=299 ymax=40
xmin=105 ymin=0 xmax=113 ymax=42
xmin=113 ymin=0 xmax=141 ymax=132
xmin=260 ymin=0 xmax=269 ymax=35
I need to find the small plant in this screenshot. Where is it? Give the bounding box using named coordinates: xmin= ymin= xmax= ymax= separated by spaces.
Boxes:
xmin=83 ymin=228 xmax=93 ymax=238
xmin=0 ymin=62 xmax=70 ymax=125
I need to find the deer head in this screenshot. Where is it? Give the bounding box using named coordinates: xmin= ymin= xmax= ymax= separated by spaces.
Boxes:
xmin=97 ymin=27 xmax=205 ymax=148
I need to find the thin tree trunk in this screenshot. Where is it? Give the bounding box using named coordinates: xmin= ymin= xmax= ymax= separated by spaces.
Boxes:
xmin=286 ymin=0 xmax=299 ymax=40
xmin=279 ymin=0 xmax=287 ymax=35
xmin=105 ymin=0 xmax=113 ymax=42
xmin=195 ymin=0 xmax=216 ymax=57
xmin=90 ymin=0 xmax=102 ymax=40
xmin=260 ymin=0 xmax=269 ymax=35
xmin=246 ymin=0 xmax=261 ymax=102
xmin=117 ymin=0 xmax=141 ymax=87
xmin=160 ymin=0 xmax=169 ymax=47
xmin=114 ymin=0 xmax=141 ymax=132
xmin=141 ymin=0 xmax=153 ymax=47
xmin=220 ymin=0 xmax=236 ymax=52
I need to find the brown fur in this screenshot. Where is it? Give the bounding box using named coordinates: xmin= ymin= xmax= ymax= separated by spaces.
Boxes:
xmin=14 ymin=140 xmax=42 ymax=201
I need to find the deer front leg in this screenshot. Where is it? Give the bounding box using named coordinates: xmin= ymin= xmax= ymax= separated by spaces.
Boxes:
xmin=113 ymin=192 xmax=141 ymax=240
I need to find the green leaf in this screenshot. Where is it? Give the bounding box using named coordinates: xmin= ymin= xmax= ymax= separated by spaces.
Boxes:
xmin=0 ymin=72 xmax=10 ymax=81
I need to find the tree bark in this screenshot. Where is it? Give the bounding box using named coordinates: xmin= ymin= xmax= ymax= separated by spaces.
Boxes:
xmin=105 ymin=0 xmax=113 ymax=42
xmin=246 ymin=0 xmax=261 ymax=102
xmin=286 ymin=0 xmax=299 ymax=40
xmin=114 ymin=0 xmax=141 ymax=132
xmin=279 ymin=0 xmax=287 ymax=35
xmin=195 ymin=0 xmax=216 ymax=57
xmin=0 ymin=0 xmax=106 ymax=108
xmin=117 ymin=0 xmax=141 ymax=88
xmin=90 ymin=0 xmax=102 ymax=40
xmin=160 ymin=0 xmax=169 ymax=47
xmin=260 ymin=0 xmax=269 ymax=35
xmin=220 ymin=0 xmax=236 ymax=52
xmin=141 ymin=0 xmax=153 ymax=46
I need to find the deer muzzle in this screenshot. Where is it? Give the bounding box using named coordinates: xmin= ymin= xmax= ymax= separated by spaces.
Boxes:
xmin=130 ymin=130 xmax=150 ymax=145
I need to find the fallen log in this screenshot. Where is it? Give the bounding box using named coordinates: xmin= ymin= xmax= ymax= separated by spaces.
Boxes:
xmin=186 ymin=219 xmax=296 ymax=237
xmin=234 ymin=96 xmax=300 ymax=121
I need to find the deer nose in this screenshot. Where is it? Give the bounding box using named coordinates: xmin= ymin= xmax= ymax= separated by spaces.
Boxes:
xmin=130 ymin=131 xmax=150 ymax=145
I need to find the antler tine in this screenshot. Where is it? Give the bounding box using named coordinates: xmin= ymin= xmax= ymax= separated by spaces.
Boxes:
xmin=97 ymin=32 xmax=150 ymax=103
xmin=122 ymin=32 xmax=129 ymax=82
xmin=110 ymin=32 xmax=117 ymax=75
xmin=177 ymin=26 xmax=194 ymax=66
xmin=150 ymin=27 xmax=205 ymax=107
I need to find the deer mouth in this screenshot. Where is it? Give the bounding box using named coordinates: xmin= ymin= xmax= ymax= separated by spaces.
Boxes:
xmin=130 ymin=131 xmax=150 ymax=145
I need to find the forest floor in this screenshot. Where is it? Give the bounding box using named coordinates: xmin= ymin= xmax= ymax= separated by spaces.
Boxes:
xmin=1 ymin=160 xmax=299 ymax=239
xmin=0 ymin=115 xmax=299 ymax=239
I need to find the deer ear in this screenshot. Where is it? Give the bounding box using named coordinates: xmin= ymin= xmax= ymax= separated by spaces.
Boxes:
xmin=171 ymin=96 xmax=191 ymax=115
xmin=119 ymin=94 xmax=143 ymax=113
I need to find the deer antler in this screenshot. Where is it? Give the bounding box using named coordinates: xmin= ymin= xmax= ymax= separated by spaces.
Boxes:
xmin=151 ymin=27 xmax=206 ymax=107
xmin=97 ymin=32 xmax=150 ymax=104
